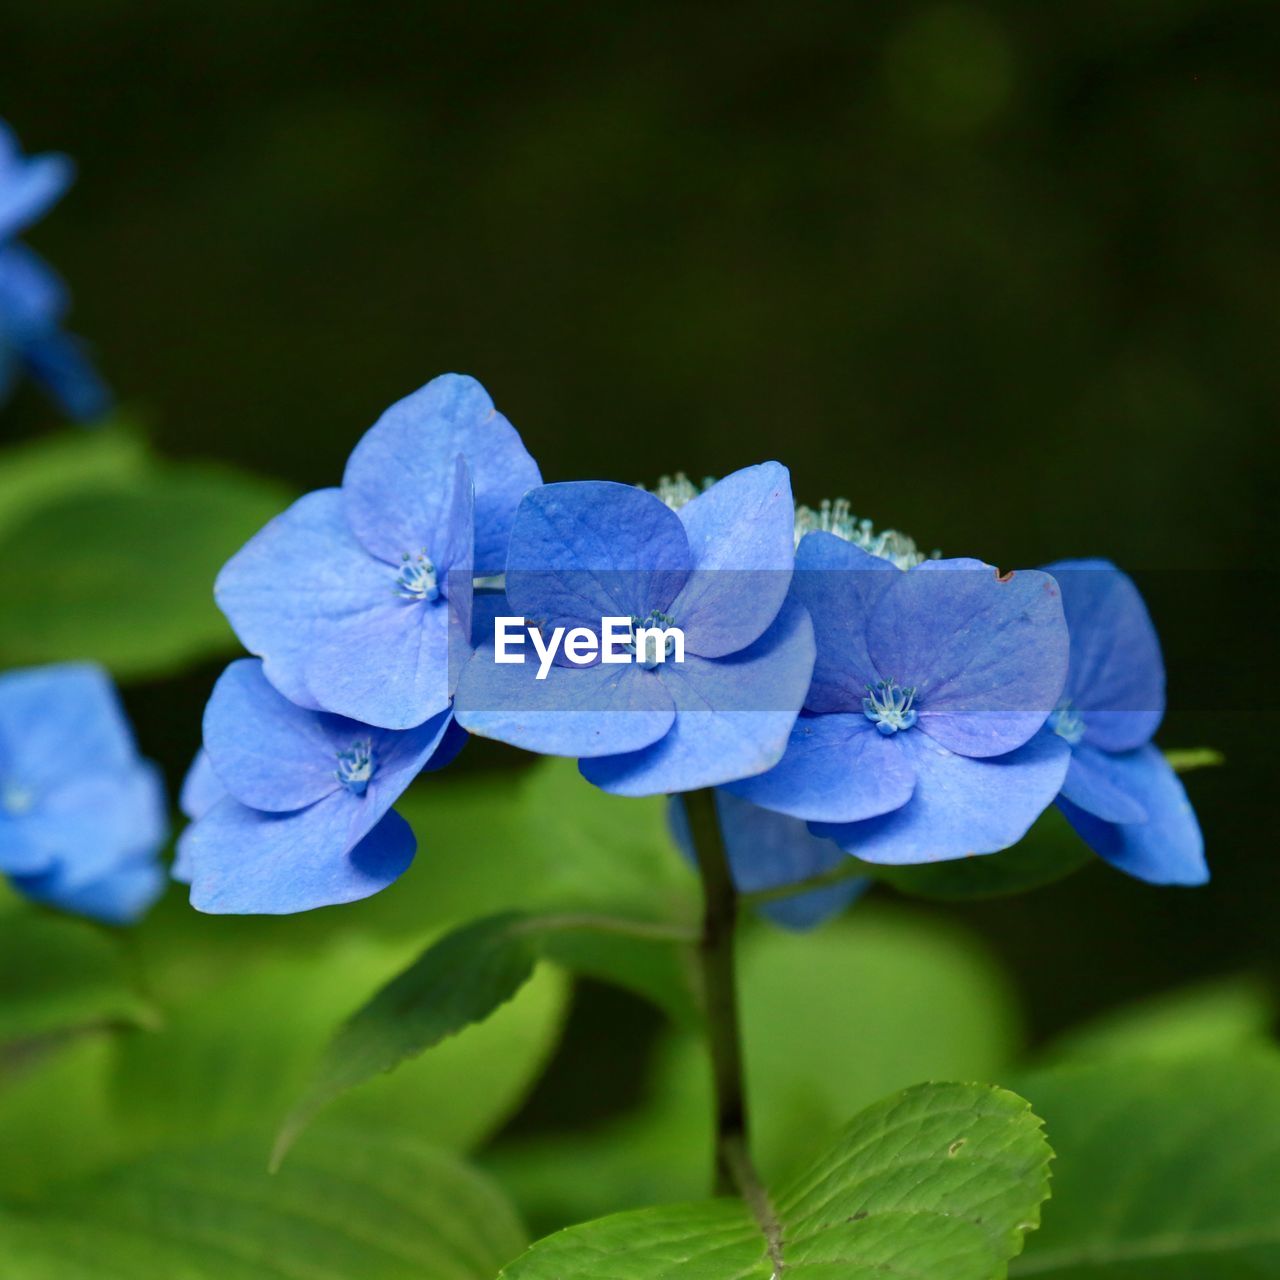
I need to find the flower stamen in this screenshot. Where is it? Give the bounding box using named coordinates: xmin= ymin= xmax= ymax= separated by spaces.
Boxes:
xmin=335 ymin=740 xmax=375 ymax=795
xmin=863 ymin=679 xmax=919 ymax=734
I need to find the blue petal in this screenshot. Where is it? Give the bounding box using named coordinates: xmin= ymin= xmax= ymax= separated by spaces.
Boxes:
xmin=726 ymin=711 xmax=915 ymax=823
xmin=214 ymin=488 xmax=355 ymax=711
xmin=1059 ymin=741 xmax=1148 ymax=824
xmin=580 ymin=596 xmax=814 ymax=795
xmin=0 ymin=125 xmax=73 ymax=240
xmin=14 ymin=855 xmax=166 ymax=926
xmin=1058 ymin=744 xmax=1206 ymax=885
xmin=814 ymin=730 xmax=1070 ymax=864
xmin=870 ymin=561 xmax=1069 ymax=758
xmin=505 ymin=482 xmax=691 ymax=630
xmin=0 ymin=663 xmax=137 ymax=790
xmin=303 ymin=591 xmax=454 ymax=730
xmin=179 ymin=749 xmax=225 ymax=821
xmin=667 ymin=463 xmax=795 ymax=658
xmin=21 ymin=328 xmax=112 ymax=422
xmin=342 ymin=373 xmax=540 ymax=576
xmin=9 ymin=761 xmax=167 ymax=891
xmin=186 ymin=795 xmax=416 ymax=914
xmin=792 ymin=532 xmax=898 ymax=714
xmin=0 ymin=820 xmax=55 ymax=874
xmin=669 ymin=792 xmax=867 ymax=930
xmin=455 ymin=646 xmax=675 ymax=757
xmin=215 ymin=488 xmax=454 ymax=728
xmin=202 ymin=659 xmax=345 ymax=811
xmin=1044 ymin=559 xmax=1165 ymax=752
xmin=0 ymin=244 xmax=68 ymax=331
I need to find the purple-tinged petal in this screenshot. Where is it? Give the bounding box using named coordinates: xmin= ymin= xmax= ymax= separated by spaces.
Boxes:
xmin=186 ymin=795 xmax=415 ymax=914
xmin=505 ymin=483 xmax=691 ymax=630
xmin=669 ymin=792 xmax=867 ymax=931
xmin=814 ymin=730 xmax=1070 ymax=864
xmin=1059 ymin=741 xmax=1148 ymax=824
xmin=792 ymin=532 xmax=898 ymax=714
xmin=342 ymin=374 xmax=540 ymax=576
xmin=726 ymin=711 xmax=916 ymax=823
xmin=1046 ymin=559 xmax=1165 ymax=752
xmin=667 ymin=462 xmax=795 ymax=658
xmin=1058 ymin=745 xmax=1206 ymax=885
xmin=179 ymin=749 xmax=225 ymax=822
xmin=870 ymin=561 xmax=1068 ymax=757
xmin=455 ymin=647 xmax=675 ymax=757
xmin=581 ymin=597 xmax=814 ymax=795
xmin=202 ymin=660 xmax=343 ymax=812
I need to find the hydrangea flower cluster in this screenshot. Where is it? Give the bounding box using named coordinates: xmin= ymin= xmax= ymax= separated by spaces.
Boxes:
xmin=0 ymin=664 xmax=167 ymax=923
xmin=180 ymin=371 xmax=1206 ymax=917
xmin=0 ymin=119 xmax=110 ymax=421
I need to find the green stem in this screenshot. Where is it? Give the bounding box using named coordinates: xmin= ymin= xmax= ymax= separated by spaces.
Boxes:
xmin=684 ymin=788 xmax=751 ymax=1198
xmin=740 ymin=858 xmax=869 ymax=908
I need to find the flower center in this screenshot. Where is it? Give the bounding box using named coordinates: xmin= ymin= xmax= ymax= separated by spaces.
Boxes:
xmin=627 ymin=611 xmax=680 ymax=669
xmin=1048 ymin=701 xmax=1085 ymax=746
xmin=336 ymin=740 xmax=375 ymax=795
xmin=794 ymin=497 xmax=932 ymax=569
xmin=1 ymin=781 xmax=34 ymax=816
xmin=863 ymin=679 xmax=919 ymax=734
xmin=395 ymin=551 xmax=439 ymax=602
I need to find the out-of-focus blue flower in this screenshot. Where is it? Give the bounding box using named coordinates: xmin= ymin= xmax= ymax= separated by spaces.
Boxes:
xmin=0 ymin=663 xmax=167 ymax=924
xmin=455 ymin=463 xmax=815 ymax=795
xmin=215 ymin=374 xmax=539 ymax=730
xmin=0 ymin=119 xmax=72 ymax=242
xmin=0 ymin=243 xmax=111 ymax=420
xmin=669 ymin=790 xmax=868 ymax=930
xmin=1042 ymin=559 xmax=1206 ymax=884
xmin=731 ymin=532 xmax=1071 ymax=863
xmin=180 ymin=659 xmax=458 ymax=913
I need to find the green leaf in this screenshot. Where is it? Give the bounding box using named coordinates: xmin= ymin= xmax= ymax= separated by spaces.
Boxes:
xmin=273 ymin=914 xmax=544 ymax=1169
xmin=1044 ymin=975 xmax=1275 ymax=1066
xmin=0 ymin=1126 xmax=525 ymax=1279
xmin=393 ymin=759 xmax=702 ymax=1022
xmin=98 ymin=926 xmax=566 ymax=1181
xmin=1012 ymin=1052 xmax=1280 ymax=1277
xmin=0 ymin=462 xmax=290 ymax=678
xmin=0 ymin=425 xmax=150 ymax=541
xmin=853 ymin=805 xmax=1092 ymax=900
xmin=487 ymin=906 xmax=1022 ymax=1229
xmin=499 ymin=1081 xmax=1052 ymax=1279
xmin=1164 ymin=747 xmax=1225 ymax=773
xmin=0 ymin=913 xmax=156 ymax=1045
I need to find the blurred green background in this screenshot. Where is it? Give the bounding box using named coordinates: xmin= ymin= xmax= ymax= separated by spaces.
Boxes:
xmin=2 ymin=0 xmax=1276 ymax=1156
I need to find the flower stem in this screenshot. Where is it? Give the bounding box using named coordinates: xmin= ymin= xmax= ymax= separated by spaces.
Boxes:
xmin=683 ymin=788 xmax=750 ymax=1198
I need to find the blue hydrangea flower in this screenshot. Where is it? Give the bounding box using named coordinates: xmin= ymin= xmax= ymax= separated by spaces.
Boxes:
xmin=0 ymin=242 xmax=111 ymax=421
xmin=455 ymin=463 xmax=815 ymax=795
xmin=1043 ymin=559 xmax=1206 ymax=884
xmin=669 ymin=790 xmax=868 ymax=930
xmin=171 ymin=748 xmax=224 ymax=885
xmin=215 ymin=374 xmax=539 ymax=730
xmin=0 ymin=119 xmax=73 ymax=242
xmin=180 ymin=659 xmax=459 ymax=913
xmin=730 ymin=532 xmax=1072 ymax=862
xmin=0 ymin=664 xmax=167 ymax=924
